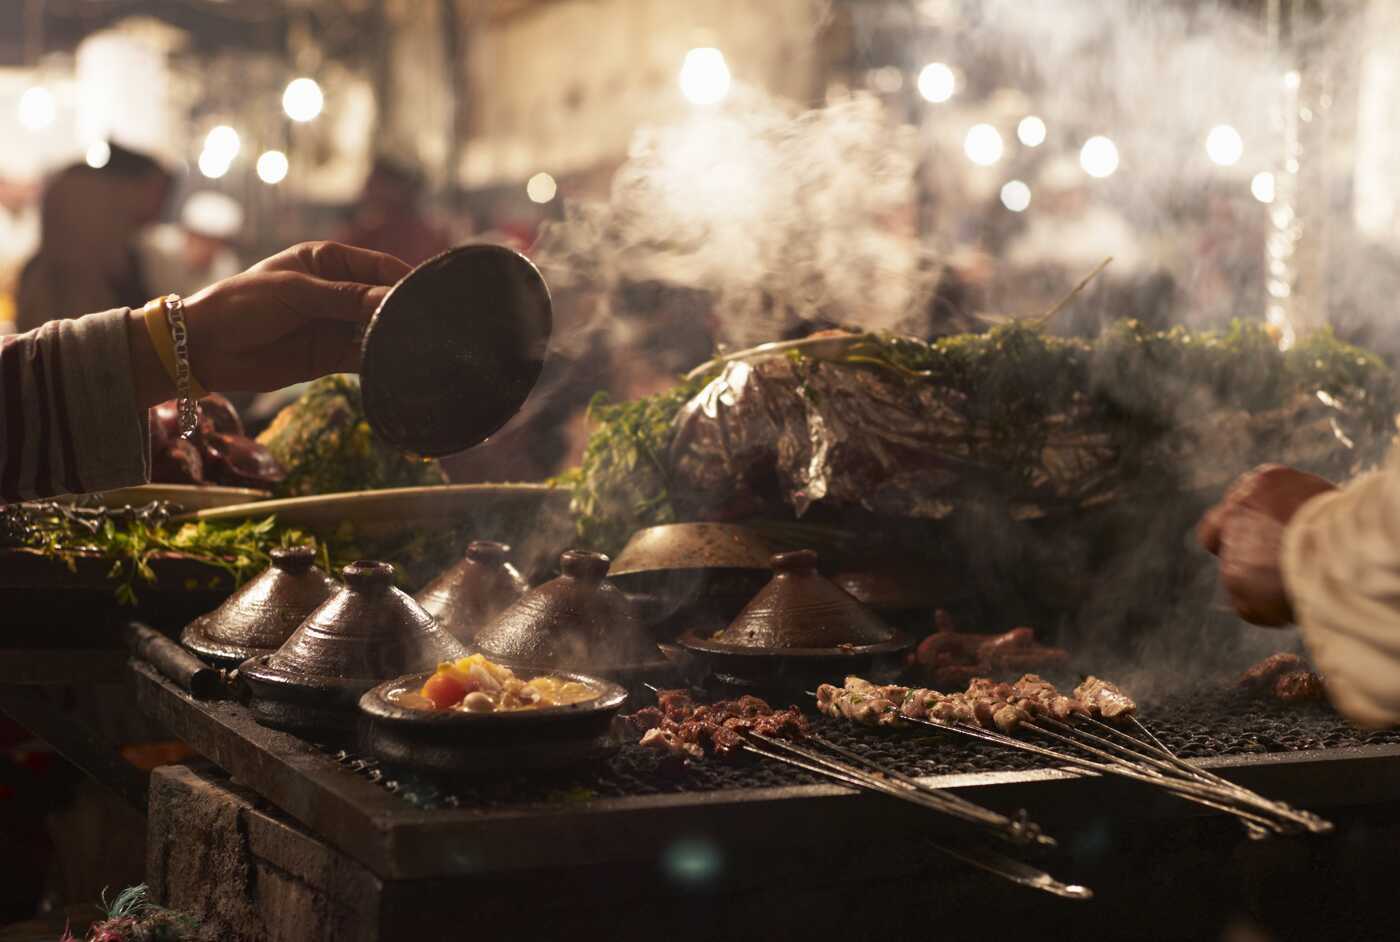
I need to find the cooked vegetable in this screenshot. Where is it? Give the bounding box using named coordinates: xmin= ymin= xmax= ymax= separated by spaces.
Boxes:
xmin=405 ymin=654 xmax=598 ymax=712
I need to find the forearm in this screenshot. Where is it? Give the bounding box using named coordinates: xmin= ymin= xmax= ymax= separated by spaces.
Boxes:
xmin=0 ymin=309 xmax=151 ymax=501
xmin=1282 ymin=461 xmax=1400 ymax=727
xmin=126 ymin=307 xmax=175 ymax=410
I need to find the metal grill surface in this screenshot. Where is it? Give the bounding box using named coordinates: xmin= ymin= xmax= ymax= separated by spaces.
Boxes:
xmin=329 ymin=686 xmax=1400 ymax=811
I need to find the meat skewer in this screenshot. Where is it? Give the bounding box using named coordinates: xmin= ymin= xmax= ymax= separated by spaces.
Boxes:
xmin=629 ymin=687 xmax=1054 ymax=848
xmin=819 ymin=675 xmax=1331 ymax=837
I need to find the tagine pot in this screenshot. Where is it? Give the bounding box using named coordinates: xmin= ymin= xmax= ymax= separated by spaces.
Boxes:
xmin=677 ymin=550 xmax=911 ymax=694
xmin=414 ymin=540 xmax=527 ymax=645
xmin=240 ymin=560 xmax=468 ymax=736
xmin=472 ymin=550 xmax=664 ymax=682
xmin=181 ymin=545 xmax=337 ymax=669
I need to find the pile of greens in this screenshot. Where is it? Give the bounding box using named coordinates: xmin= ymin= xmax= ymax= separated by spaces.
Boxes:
xmin=257 ymin=375 xmax=448 ymax=498
xmin=562 ymin=319 xmax=1399 ymax=554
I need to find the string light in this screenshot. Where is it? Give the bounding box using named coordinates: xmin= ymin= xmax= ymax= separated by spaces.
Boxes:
xmin=1017 ymin=115 xmax=1046 ymax=147
xmin=964 ymin=123 xmax=1003 ymax=166
xmin=282 ymin=78 xmax=324 ymax=123
xmin=18 ymin=86 xmax=55 ymax=131
xmin=679 ymin=48 xmax=731 ymax=106
xmin=917 ymin=62 xmax=954 ymax=103
xmin=1080 ymin=135 xmax=1119 ymax=178
xmin=1205 ymin=124 xmax=1244 ymax=166
xmin=256 ymin=150 xmax=289 ymax=184
xmin=198 ymin=150 xmax=230 ymax=179
xmin=526 ymin=172 xmax=557 ymax=203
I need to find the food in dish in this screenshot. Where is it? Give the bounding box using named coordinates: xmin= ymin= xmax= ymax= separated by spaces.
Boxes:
xmin=817 ymin=672 xmax=1137 ymax=734
xmin=395 ymin=653 xmax=598 ymax=713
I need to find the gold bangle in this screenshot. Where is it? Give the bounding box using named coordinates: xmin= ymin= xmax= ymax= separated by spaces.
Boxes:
xmin=141 ymin=296 xmax=208 ymax=400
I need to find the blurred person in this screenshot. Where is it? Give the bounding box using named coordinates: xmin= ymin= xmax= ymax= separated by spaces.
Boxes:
xmin=15 ymin=144 xmax=172 ymax=333
xmin=1200 ymin=461 xmax=1400 ymax=728
xmin=141 ymin=190 xmax=244 ymax=297
xmin=0 ymin=241 xmax=407 ymax=502
xmin=339 ymin=158 xmax=450 ymax=266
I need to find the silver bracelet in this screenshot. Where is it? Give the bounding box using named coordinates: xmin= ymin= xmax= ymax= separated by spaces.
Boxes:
xmin=163 ymin=294 xmax=199 ymax=439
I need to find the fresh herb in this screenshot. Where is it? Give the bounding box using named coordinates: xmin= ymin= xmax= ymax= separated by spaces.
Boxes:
xmin=257 ymin=375 xmax=448 ymax=498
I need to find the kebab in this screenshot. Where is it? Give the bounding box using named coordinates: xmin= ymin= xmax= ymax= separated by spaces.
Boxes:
xmin=618 ymin=689 xmax=1055 ymax=850
xmin=1239 ymin=653 xmax=1327 ymax=704
xmin=819 ymin=674 xmax=1330 ymax=838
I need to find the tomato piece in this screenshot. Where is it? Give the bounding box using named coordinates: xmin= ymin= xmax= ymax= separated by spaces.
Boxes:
xmin=421 ymin=672 xmax=469 ymax=710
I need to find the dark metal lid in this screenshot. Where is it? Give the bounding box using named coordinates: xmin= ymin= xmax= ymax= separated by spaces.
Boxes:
xmin=360 ymin=244 xmax=552 ymax=457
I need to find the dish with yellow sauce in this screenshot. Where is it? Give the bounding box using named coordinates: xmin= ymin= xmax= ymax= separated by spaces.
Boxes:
xmin=391 ymin=653 xmax=599 ymax=713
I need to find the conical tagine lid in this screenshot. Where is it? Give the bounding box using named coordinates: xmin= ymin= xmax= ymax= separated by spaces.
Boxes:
xmin=182 ymin=545 xmax=337 ymax=666
xmin=473 ymin=550 xmax=657 ymax=670
xmin=265 ymin=560 xmax=468 ymax=682
xmin=715 ymin=550 xmax=896 ymax=649
xmin=415 ymin=541 xmax=527 ymax=644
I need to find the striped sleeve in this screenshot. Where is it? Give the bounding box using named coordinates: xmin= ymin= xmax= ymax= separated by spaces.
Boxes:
xmin=0 ymin=308 xmax=150 ymax=502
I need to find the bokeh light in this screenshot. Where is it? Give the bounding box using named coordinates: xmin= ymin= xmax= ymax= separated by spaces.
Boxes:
xmin=526 ymin=171 xmax=558 ymax=203
xmin=1080 ymin=135 xmax=1119 ymax=178
xmin=1205 ymin=124 xmax=1244 ymax=166
xmin=964 ymin=123 xmax=1003 ymax=166
xmin=256 ymin=149 xmax=289 ymax=184
xmin=85 ymin=140 xmax=111 ymax=169
xmin=917 ymin=62 xmax=955 ymax=103
xmin=1000 ymin=179 xmax=1031 ymax=212
xmin=282 ymin=77 xmax=324 ymax=123
xmin=1251 ymin=170 xmax=1275 ymax=203
xmin=1017 ymin=115 xmax=1046 ymax=147
xmin=679 ymin=48 xmax=731 ymax=105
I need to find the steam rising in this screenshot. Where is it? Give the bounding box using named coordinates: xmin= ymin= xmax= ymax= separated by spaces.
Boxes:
xmin=535 ymin=88 xmax=934 ymax=347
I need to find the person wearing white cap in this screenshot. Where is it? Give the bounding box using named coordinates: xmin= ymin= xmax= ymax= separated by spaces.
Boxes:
xmin=140 ymin=190 xmax=244 ymax=298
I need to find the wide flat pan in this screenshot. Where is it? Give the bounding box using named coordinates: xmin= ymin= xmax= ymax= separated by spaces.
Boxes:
xmin=176 ymin=483 xmax=568 ymax=536
xmin=675 ymin=628 xmax=913 ymax=694
xmin=358 ymin=668 xmax=627 ymax=775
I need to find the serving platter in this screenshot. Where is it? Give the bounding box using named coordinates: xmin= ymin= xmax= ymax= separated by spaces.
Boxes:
xmin=60 ymin=483 xmax=271 ymax=511
xmin=176 ymin=483 xmax=569 ymax=536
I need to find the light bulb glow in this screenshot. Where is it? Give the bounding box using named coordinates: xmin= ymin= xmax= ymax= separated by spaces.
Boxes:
xmin=1000 ymin=179 xmax=1031 ymax=212
xmin=964 ymin=123 xmax=1003 ymax=166
xmin=282 ymin=78 xmax=324 ymax=123
xmin=204 ymin=125 xmax=240 ymax=163
xmin=1205 ymin=124 xmax=1244 ymax=166
xmin=1080 ymin=135 xmax=1119 ymax=178
xmin=198 ymin=150 xmax=230 ymax=179
xmin=256 ymin=149 xmax=289 ymax=184
xmin=85 ymin=140 xmax=111 ymax=168
xmin=917 ymin=62 xmax=955 ymax=103
xmin=1017 ymin=115 xmax=1046 ymax=147
xmin=1251 ymin=170 xmax=1275 ymax=203
xmin=679 ymin=48 xmax=731 ymax=106
xmin=526 ymin=172 xmax=557 ymax=203
xmin=18 ymin=86 xmax=55 ymax=131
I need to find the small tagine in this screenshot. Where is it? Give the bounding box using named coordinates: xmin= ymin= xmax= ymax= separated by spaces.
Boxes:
xmin=415 ymin=541 xmax=527 ymax=644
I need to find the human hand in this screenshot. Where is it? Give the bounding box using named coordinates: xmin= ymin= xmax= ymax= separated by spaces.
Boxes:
xmin=129 ymin=241 xmax=410 ymax=406
xmin=1197 ymin=464 xmax=1338 ymax=626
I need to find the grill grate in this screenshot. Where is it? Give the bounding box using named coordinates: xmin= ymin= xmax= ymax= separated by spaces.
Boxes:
xmin=328 ymin=686 xmax=1400 ymax=812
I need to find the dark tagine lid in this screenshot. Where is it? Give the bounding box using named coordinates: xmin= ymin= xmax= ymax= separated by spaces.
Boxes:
xmin=713 ymin=550 xmax=898 ymax=649
xmin=255 ymin=561 xmax=468 ymax=686
xmin=472 ymin=550 xmax=658 ymax=670
xmin=182 ymin=545 xmax=337 ymax=666
xmin=414 ymin=540 xmax=528 ymax=644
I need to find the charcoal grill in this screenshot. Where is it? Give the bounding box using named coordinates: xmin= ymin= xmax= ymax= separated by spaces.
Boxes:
xmin=131 ymin=655 xmax=1400 ymax=884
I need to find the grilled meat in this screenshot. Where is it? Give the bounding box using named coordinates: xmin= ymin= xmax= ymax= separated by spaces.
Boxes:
xmin=911 ymin=611 xmax=1070 ymax=689
xmin=624 ymin=692 xmax=810 ymax=763
xmin=1073 ymin=676 xmax=1137 ymax=720
xmin=1239 ymin=653 xmax=1309 ymax=689
xmin=1239 ymin=653 xmax=1326 ymax=704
